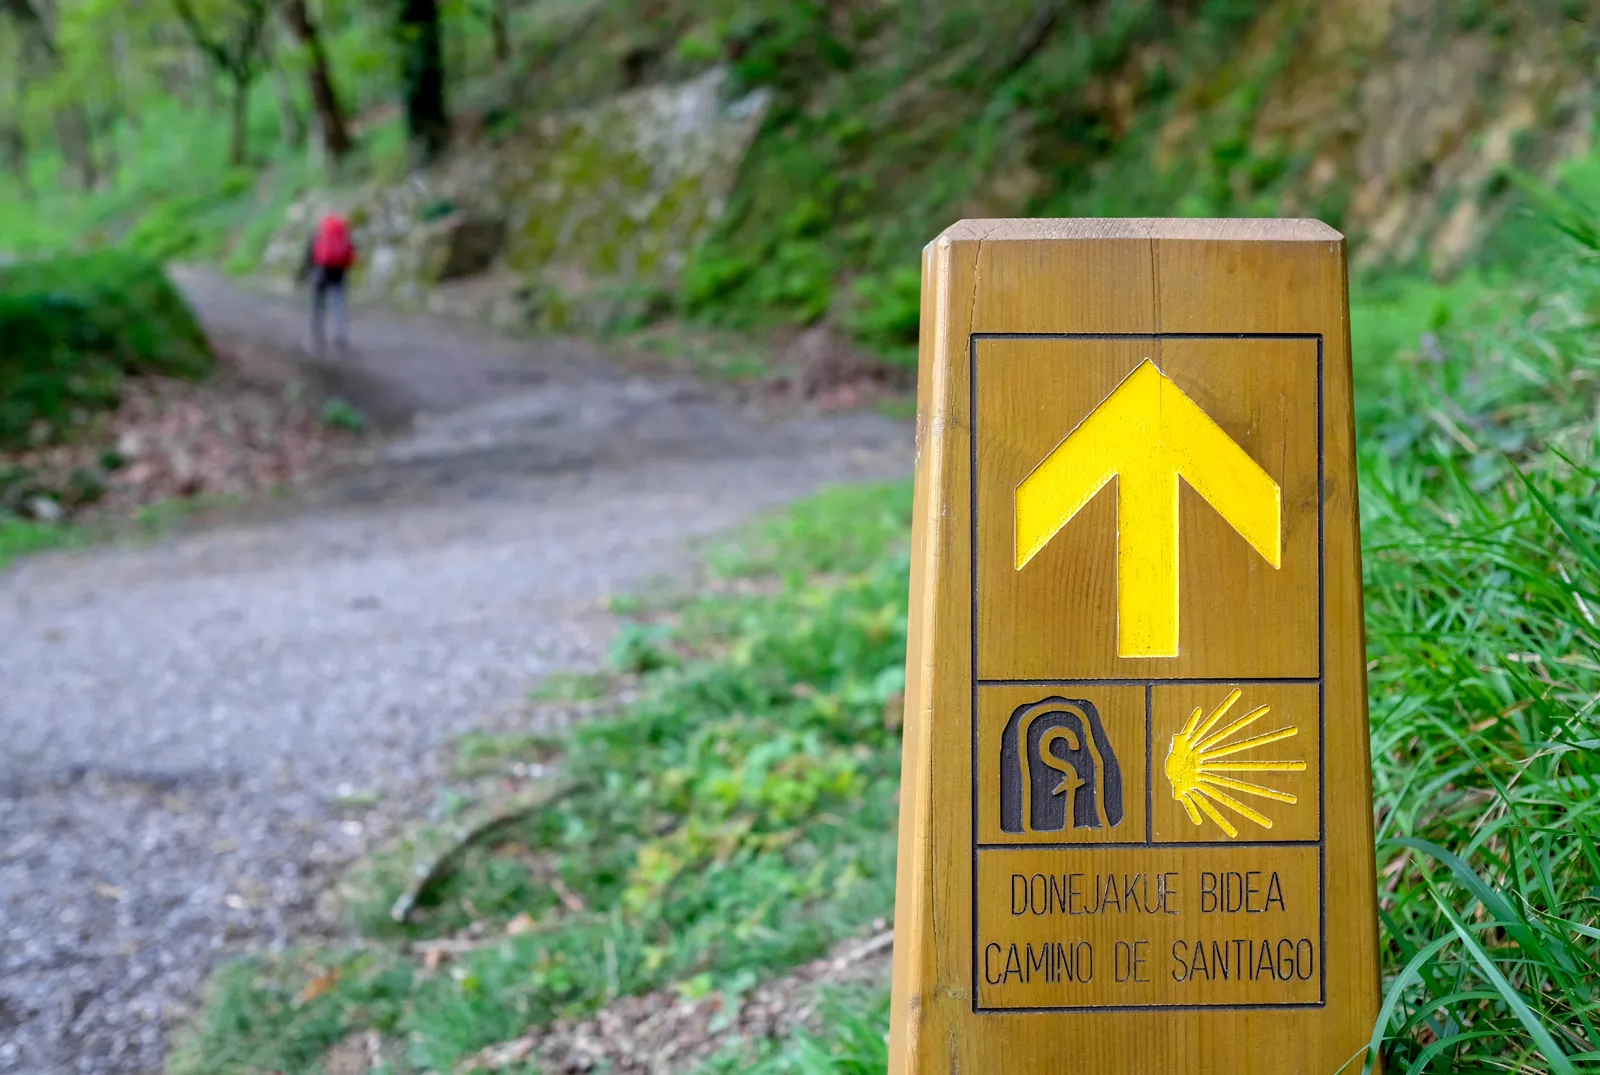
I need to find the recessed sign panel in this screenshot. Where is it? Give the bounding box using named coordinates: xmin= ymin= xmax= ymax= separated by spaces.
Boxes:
xmin=973 ymin=336 xmax=1325 ymax=1014
xmin=890 ymin=220 xmax=1380 ymax=1074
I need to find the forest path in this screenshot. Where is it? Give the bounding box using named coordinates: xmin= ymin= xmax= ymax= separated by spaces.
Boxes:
xmin=0 ymin=271 xmax=911 ymax=1074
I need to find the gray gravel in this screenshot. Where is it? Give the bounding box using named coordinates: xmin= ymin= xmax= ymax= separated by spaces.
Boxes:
xmin=0 ymin=275 xmax=911 ymax=1074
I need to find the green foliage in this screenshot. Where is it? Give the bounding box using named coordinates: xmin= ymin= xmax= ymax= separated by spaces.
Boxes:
xmin=706 ymin=481 xmax=914 ymax=580
xmin=171 ymin=228 xmax=1600 ymax=1068
xmin=679 ymin=0 xmax=1268 ymax=347
xmin=0 ymin=252 xmax=212 ymax=449
xmin=0 ymin=0 xmax=435 ymax=262
xmin=118 ymin=200 xmax=209 ymax=263
xmin=848 ymin=268 xmax=921 ymax=362
xmin=607 ymin=621 xmax=678 ymax=673
xmin=1350 ymin=244 xmax=1600 ymax=1070
xmin=0 ymin=90 xmax=318 ymax=264
xmin=1036 ymin=0 xmax=1296 ymax=222
xmin=1502 ymin=167 xmax=1600 ymax=252
xmin=319 ymin=397 xmax=366 ymax=432
xmin=696 ymin=985 xmax=891 ymax=1073
xmin=722 ymin=2 xmax=855 ymax=98
xmin=0 ymin=515 xmax=79 ymax=568
xmin=170 ymin=480 xmax=915 ymax=1073
xmin=162 ymin=252 xmax=1600 ymax=1068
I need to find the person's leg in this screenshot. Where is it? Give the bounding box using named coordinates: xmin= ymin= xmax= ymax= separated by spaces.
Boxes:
xmin=330 ymin=279 xmax=349 ymax=348
xmin=310 ymin=272 xmax=328 ymax=355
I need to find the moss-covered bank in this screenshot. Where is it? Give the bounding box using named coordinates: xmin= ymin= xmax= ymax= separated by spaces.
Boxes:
xmin=0 ymin=253 xmax=212 ymax=451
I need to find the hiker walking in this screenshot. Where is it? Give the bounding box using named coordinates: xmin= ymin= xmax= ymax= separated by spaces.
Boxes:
xmin=300 ymin=211 xmax=356 ymax=354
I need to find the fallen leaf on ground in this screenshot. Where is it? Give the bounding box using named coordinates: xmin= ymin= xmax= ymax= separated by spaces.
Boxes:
xmin=1 ymin=349 xmax=366 ymax=521
xmin=299 ymin=968 xmax=341 ymax=1002
xmin=551 ymin=876 xmax=586 ymax=913
xmin=456 ymin=929 xmax=894 ymax=1073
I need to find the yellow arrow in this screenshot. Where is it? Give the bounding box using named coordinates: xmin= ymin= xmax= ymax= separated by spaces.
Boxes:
xmin=1015 ymin=359 xmax=1282 ymax=658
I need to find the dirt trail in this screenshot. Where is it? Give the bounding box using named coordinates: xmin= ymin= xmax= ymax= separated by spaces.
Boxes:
xmin=0 ymin=272 xmax=911 ymax=1074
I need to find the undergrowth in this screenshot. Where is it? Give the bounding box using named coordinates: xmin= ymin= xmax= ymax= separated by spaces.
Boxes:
xmin=171 ymin=218 xmax=1600 ymax=1070
xmin=698 ymin=985 xmax=892 ymax=1073
xmin=169 ymin=482 xmax=916 ymax=1074
xmin=0 ymin=0 xmax=1279 ymax=359
xmin=1347 ymin=202 xmax=1600 ymax=1072
xmin=680 ymin=0 xmax=1269 ymax=359
xmin=0 ymin=516 xmax=78 ymax=569
xmin=0 ymin=252 xmax=211 ymax=451
xmin=0 ymin=0 xmax=430 ymax=267
xmin=0 ymin=94 xmax=317 ymax=266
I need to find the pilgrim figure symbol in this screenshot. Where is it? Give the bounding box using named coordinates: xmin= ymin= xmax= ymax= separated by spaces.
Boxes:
xmin=999 ymin=696 xmax=1124 ymax=833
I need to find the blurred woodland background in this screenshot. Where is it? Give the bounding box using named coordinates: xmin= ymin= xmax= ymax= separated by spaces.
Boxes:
xmin=2 ymin=2 xmax=1599 ymax=1074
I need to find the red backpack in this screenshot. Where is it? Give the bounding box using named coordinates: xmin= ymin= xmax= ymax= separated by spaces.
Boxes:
xmin=312 ymin=214 xmax=355 ymax=270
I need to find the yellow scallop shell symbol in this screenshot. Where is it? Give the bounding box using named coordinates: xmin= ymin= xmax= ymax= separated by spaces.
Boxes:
xmin=1164 ymin=689 xmax=1306 ymax=839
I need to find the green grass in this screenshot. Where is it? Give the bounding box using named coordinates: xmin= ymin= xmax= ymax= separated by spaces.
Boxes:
xmin=707 ymin=242 xmax=1600 ymax=1074
xmin=0 ymin=516 xmax=80 ymax=568
xmin=170 ymin=481 xmax=915 ymax=1074
xmin=170 ymin=230 xmax=1600 ymax=1071
xmin=698 ymin=985 xmax=892 ymax=1073
xmin=0 ymin=493 xmax=256 ymax=574
xmin=1347 ymin=212 xmax=1600 ymax=1072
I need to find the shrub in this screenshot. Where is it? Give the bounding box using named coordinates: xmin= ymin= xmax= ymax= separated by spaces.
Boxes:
xmin=0 ymin=252 xmax=212 ymax=449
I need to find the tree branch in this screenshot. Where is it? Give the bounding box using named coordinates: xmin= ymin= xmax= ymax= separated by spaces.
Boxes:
xmin=1001 ymin=0 xmax=1064 ymax=78
xmin=0 ymin=0 xmax=60 ymax=64
xmin=169 ymin=0 xmax=272 ymax=83
xmin=238 ymin=0 xmax=270 ymax=80
xmin=170 ymin=0 xmax=234 ymax=72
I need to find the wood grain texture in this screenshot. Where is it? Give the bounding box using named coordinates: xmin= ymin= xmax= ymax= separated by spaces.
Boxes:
xmin=888 ymin=218 xmax=1380 ymax=1074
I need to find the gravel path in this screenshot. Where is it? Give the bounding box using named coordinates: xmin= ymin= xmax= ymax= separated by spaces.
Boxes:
xmin=0 ymin=274 xmax=911 ymax=1074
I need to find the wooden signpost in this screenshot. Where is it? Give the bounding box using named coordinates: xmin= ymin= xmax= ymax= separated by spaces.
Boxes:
xmin=889 ymin=219 xmax=1381 ymax=1073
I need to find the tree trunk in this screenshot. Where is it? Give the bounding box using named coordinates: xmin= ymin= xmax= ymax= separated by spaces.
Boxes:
xmin=97 ymin=108 xmax=119 ymax=180
xmin=1 ymin=122 xmax=28 ymax=192
xmin=398 ymin=0 xmax=449 ymax=164
xmin=265 ymin=32 xmax=306 ymax=147
xmin=1 ymin=34 xmax=29 ymax=192
xmin=490 ymin=0 xmax=510 ymax=65
xmin=195 ymin=49 xmax=220 ymax=109
xmin=99 ymin=28 xmax=129 ymax=180
xmin=229 ymin=75 xmax=250 ymax=164
xmin=171 ymin=0 xmax=270 ymax=164
xmin=1 ymin=0 xmax=97 ymax=188
xmin=155 ymin=24 xmax=194 ymax=102
xmin=281 ymin=0 xmax=352 ymax=161
xmin=52 ymin=104 xmax=97 ymax=189
xmin=113 ymin=29 xmax=139 ymax=131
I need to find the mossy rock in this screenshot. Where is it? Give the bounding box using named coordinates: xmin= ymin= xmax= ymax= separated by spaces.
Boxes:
xmin=501 ymin=69 xmax=765 ymax=291
xmin=260 ymin=70 xmax=766 ymax=329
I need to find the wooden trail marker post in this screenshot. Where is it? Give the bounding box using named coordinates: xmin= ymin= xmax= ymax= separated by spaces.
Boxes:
xmin=890 ymin=219 xmax=1381 ymax=1073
